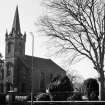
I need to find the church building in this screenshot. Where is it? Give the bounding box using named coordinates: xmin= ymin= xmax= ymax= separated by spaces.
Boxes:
xmin=2 ymin=6 xmax=65 ymax=93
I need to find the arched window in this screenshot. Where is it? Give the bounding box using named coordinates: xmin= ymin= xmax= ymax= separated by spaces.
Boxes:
xmin=50 ymin=73 xmax=53 ymax=81
xmin=0 ymin=68 xmax=4 ymax=80
xmin=21 ymin=83 xmax=26 ymax=93
xmin=6 ymin=62 xmax=12 ymax=77
xmin=19 ymin=42 xmax=23 ymax=53
xmin=8 ymin=42 xmax=12 ymax=53
xmin=6 ymin=82 xmax=11 ymax=91
xmin=40 ymin=72 xmax=45 ymax=91
xmin=0 ymin=83 xmax=3 ymax=92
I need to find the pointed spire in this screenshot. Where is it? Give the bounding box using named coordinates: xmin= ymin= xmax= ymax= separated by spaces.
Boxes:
xmin=12 ymin=5 xmax=21 ymax=34
xmin=24 ymin=32 xmax=26 ymax=41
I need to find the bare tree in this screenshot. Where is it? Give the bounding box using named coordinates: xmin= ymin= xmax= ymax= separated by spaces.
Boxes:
xmin=67 ymin=69 xmax=83 ymax=81
xmin=39 ymin=0 xmax=105 ymax=100
xmin=67 ymin=69 xmax=84 ymax=91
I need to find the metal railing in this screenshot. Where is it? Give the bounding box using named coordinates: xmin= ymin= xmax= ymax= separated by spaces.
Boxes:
xmin=8 ymin=101 xmax=105 ymax=105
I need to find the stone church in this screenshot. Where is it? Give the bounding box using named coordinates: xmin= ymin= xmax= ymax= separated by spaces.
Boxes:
xmin=1 ymin=6 xmax=65 ymax=93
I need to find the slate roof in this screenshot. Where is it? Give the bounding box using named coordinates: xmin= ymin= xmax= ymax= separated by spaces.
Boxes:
xmin=18 ymin=55 xmax=65 ymax=73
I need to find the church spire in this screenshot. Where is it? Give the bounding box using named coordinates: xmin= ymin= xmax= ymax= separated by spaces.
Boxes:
xmin=11 ymin=5 xmax=21 ymax=34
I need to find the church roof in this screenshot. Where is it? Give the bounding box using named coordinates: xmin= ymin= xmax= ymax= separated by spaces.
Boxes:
xmin=18 ymin=55 xmax=65 ymax=73
xmin=11 ymin=6 xmax=21 ymax=34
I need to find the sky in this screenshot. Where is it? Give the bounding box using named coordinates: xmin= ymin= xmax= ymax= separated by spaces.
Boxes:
xmin=0 ymin=0 xmax=99 ymax=79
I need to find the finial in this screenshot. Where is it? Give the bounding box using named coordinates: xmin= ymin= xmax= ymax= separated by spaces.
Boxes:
xmin=5 ymin=29 xmax=8 ymax=39
xmin=6 ymin=29 xmax=8 ymax=36
xmin=24 ymin=32 xmax=26 ymax=41
xmin=6 ymin=29 xmax=8 ymax=34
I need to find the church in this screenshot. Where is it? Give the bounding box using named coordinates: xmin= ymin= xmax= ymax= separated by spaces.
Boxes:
xmin=0 ymin=6 xmax=66 ymax=93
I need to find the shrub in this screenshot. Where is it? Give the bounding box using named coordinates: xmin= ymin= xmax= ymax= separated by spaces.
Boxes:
xmin=47 ymin=75 xmax=74 ymax=101
xmin=82 ymin=78 xmax=99 ymax=100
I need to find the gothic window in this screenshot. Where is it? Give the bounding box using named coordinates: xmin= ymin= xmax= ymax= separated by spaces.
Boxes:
xmin=6 ymin=82 xmax=11 ymax=91
xmin=0 ymin=68 xmax=4 ymax=80
xmin=8 ymin=42 xmax=12 ymax=53
xmin=0 ymin=83 xmax=3 ymax=92
xmin=40 ymin=72 xmax=45 ymax=91
xmin=50 ymin=73 xmax=53 ymax=81
xmin=19 ymin=42 xmax=23 ymax=53
xmin=21 ymin=83 xmax=25 ymax=93
xmin=0 ymin=59 xmax=4 ymax=80
xmin=6 ymin=63 xmax=11 ymax=77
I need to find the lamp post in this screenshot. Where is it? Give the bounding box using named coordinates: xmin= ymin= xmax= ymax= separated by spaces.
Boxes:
xmin=29 ymin=32 xmax=34 ymax=105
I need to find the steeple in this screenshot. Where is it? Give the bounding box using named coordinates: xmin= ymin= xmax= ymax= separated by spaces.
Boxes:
xmin=11 ymin=5 xmax=21 ymax=34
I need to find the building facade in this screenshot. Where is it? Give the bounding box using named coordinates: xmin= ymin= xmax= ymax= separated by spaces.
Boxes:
xmin=2 ymin=6 xmax=66 ymax=93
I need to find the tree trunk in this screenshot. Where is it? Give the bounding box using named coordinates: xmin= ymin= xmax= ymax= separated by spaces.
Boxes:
xmin=98 ymin=72 xmax=105 ymax=100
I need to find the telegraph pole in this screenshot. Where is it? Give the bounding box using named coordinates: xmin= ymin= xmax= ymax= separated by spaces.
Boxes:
xmin=30 ymin=32 xmax=34 ymax=105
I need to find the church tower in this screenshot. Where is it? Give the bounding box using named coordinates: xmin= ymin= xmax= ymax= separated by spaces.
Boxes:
xmin=5 ymin=6 xmax=26 ymax=58
xmin=5 ymin=6 xmax=26 ymax=92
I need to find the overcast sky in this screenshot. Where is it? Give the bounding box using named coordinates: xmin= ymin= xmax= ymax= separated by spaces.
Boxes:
xmin=0 ymin=0 xmax=99 ymax=79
